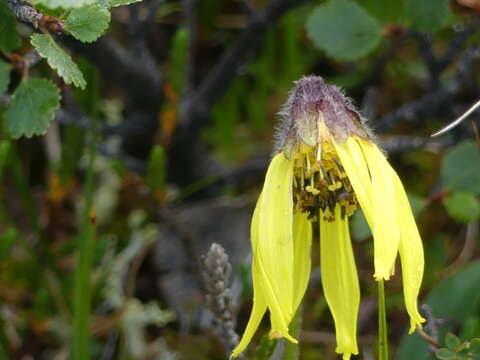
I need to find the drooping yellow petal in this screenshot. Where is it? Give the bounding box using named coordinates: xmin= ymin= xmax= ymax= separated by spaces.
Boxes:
xmin=356 ymin=138 xmax=400 ymax=280
xmin=231 ymin=258 xmax=267 ymax=358
xmin=320 ymin=205 xmax=360 ymax=360
xmin=392 ymin=172 xmax=426 ymax=333
xmin=333 ymin=137 xmax=374 ymax=224
xmin=335 ymin=137 xmax=401 ymax=281
xmin=254 ymin=153 xmax=296 ymax=339
xmin=292 ymin=212 xmax=312 ymax=315
xmin=231 ymin=193 xmax=267 ymax=359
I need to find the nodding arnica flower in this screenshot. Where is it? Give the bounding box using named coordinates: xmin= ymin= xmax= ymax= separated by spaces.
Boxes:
xmin=231 ymin=76 xmax=425 ymax=360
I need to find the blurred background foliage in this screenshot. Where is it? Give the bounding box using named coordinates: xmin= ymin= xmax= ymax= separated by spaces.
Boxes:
xmin=0 ymin=0 xmax=480 ymax=359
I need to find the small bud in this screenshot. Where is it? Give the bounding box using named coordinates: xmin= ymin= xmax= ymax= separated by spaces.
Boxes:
xmin=39 ymin=15 xmax=65 ymax=34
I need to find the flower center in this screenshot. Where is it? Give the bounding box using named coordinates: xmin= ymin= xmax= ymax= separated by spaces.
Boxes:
xmin=292 ymin=141 xmax=357 ymax=222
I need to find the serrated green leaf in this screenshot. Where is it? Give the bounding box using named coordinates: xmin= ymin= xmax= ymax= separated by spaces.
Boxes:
xmin=30 ymin=0 xmax=97 ymax=9
xmin=0 ymin=59 xmax=11 ymax=94
xmin=65 ymin=5 xmax=111 ymax=43
xmin=435 ymin=348 xmax=458 ymax=360
xmin=442 ymin=141 xmax=480 ymax=194
xmin=4 ymin=78 xmax=60 ymax=138
xmin=445 ymin=333 xmax=462 ymax=351
xmin=306 ymin=0 xmax=383 ymax=61
xmin=469 ymin=338 xmax=480 ymax=355
xmin=97 ymin=0 xmax=142 ymax=7
xmin=404 ymin=0 xmax=451 ymax=33
xmin=107 ymin=0 xmax=142 ymax=7
xmin=0 ymin=0 xmax=21 ymax=52
xmin=443 ymin=192 xmax=480 ymax=223
xmin=31 ymin=34 xmax=86 ymax=89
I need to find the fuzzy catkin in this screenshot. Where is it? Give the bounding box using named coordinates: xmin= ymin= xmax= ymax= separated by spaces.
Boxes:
xmin=200 ymin=243 xmax=241 ymax=356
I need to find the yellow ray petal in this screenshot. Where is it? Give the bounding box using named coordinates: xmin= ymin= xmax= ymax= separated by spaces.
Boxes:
xmin=232 ymin=191 xmax=267 ymax=358
xmin=254 ymin=153 xmax=296 ymax=338
xmin=333 ymin=137 xmax=374 ymax=224
xmin=356 ymin=138 xmax=400 ymax=280
xmin=230 ymin=258 xmax=267 ymax=358
xmin=392 ymin=172 xmax=426 ymax=333
xmin=320 ymin=205 xmax=360 ymax=359
xmin=292 ymin=212 xmax=312 ymax=315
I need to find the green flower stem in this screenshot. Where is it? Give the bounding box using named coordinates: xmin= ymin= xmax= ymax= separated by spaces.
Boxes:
xmin=282 ymin=306 xmax=303 ymax=360
xmin=73 ymin=114 xmax=97 ymax=360
xmin=378 ymin=280 xmax=389 ymax=360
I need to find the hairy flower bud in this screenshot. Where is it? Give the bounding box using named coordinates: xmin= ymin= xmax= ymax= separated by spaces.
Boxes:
xmin=275 ymin=76 xmax=372 ymax=157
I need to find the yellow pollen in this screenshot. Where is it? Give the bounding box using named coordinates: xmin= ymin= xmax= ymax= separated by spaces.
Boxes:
xmin=306 ymin=185 xmax=320 ymax=195
xmin=293 ymin=140 xmax=358 ymax=221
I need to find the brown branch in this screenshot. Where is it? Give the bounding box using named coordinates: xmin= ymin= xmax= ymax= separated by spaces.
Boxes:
xmin=376 ymin=47 xmax=480 ymax=132
xmin=181 ymin=0 xmax=198 ymax=96
xmin=441 ymin=221 xmax=479 ymax=277
xmin=178 ymin=0 xmax=312 ymax=143
xmin=169 ymin=0 xmax=312 ymax=187
xmin=61 ymin=36 xmax=164 ymax=108
xmin=8 ymin=0 xmax=64 ymax=33
xmin=8 ymin=0 xmax=42 ymax=28
xmin=417 ymin=327 xmax=442 ymax=350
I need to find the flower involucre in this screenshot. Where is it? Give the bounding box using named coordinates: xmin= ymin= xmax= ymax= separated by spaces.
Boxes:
xmin=232 ymin=76 xmax=425 ymax=360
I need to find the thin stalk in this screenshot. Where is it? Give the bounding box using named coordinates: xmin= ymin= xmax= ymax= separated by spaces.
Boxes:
xmin=378 ymin=280 xmax=389 ymax=360
xmin=281 ymin=306 xmax=303 ymax=360
xmin=73 ymin=114 xmax=97 ymax=359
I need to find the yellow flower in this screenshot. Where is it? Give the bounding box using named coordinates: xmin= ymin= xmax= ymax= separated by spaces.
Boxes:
xmin=231 ymin=76 xmax=425 ymax=360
